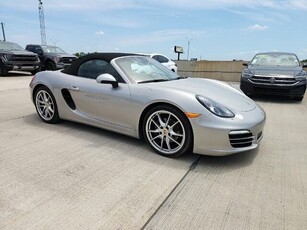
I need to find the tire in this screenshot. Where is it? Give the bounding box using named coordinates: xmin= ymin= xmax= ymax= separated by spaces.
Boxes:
xmin=0 ymin=62 xmax=8 ymax=76
xmin=293 ymin=96 xmax=304 ymax=101
xmin=143 ymin=105 xmax=193 ymax=157
xmin=46 ymin=61 xmax=56 ymax=71
xmin=34 ymin=86 xmax=60 ymax=123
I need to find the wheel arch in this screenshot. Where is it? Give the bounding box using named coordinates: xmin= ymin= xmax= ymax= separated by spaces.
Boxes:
xmin=32 ymin=84 xmax=50 ymax=102
xmin=138 ymin=102 xmax=194 ymax=141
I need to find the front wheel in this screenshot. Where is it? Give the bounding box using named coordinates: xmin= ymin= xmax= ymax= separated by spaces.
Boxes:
xmin=0 ymin=63 xmax=8 ymax=76
xmin=34 ymin=86 xmax=60 ymax=123
xmin=293 ymin=96 xmax=304 ymax=101
xmin=45 ymin=61 xmax=56 ymax=71
xmin=143 ymin=105 xmax=193 ymax=157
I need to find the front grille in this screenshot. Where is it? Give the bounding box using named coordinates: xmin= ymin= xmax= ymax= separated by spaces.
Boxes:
xmin=250 ymin=76 xmax=298 ymax=85
xmin=61 ymin=57 xmax=76 ymax=64
xmin=229 ymin=130 xmax=254 ymax=148
xmin=11 ymin=55 xmax=38 ymax=62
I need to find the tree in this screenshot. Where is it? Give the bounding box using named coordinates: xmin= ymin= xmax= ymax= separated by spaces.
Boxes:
xmin=74 ymin=52 xmax=87 ymax=57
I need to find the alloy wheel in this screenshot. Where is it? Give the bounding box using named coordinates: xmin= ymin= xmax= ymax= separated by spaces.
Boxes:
xmin=145 ymin=110 xmax=186 ymax=155
xmin=35 ymin=90 xmax=55 ymax=121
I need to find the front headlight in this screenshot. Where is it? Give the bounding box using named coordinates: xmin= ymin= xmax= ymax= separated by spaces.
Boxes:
xmin=242 ymin=68 xmax=253 ymax=78
xmin=295 ymin=70 xmax=307 ymax=81
xmin=196 ymin=95 xmax=235 ymax=118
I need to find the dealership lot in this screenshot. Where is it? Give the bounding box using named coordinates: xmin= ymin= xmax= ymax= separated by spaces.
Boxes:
xmin=0 ymin=73 xmax=306 ymax=229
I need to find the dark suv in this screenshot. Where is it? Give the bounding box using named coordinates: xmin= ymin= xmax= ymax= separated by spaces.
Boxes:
xmin=25 ymin=44 xmax=77 ymax=71
xmin=0 ymin=41 xmax=40 ymax=76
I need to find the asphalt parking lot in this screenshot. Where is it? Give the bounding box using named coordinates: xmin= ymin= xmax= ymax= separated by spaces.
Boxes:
xmin=1 ymin=72 xmax=306 ymax=230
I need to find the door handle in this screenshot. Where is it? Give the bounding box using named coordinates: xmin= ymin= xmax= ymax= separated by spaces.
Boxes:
xmin=70 ymin=85 xmax=80 ymax=91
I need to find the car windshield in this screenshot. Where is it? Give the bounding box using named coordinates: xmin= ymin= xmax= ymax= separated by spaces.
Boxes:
xmin=251 ymin=53 xmax=299 ymax=67
xmin=41 ymin=45 xmax=66 ymax=54
xmin=0 ymin=41 xmax=24 ymax=51
xmin=114 ymin=56 xmax=180 ymax=83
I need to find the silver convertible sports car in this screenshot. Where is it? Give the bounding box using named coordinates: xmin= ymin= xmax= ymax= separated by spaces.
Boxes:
xmin=30 ymin=53 xmax=266 ymax=157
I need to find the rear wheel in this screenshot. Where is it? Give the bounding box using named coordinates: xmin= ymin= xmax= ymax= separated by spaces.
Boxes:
xmin=34 ymin=86 xmax=60 ymax=123
xmin=143 ymin=105 xmax=193 ymax=157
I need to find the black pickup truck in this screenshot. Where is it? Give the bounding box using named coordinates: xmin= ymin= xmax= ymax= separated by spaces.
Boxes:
xmin=25 ymin=44 xmax=76 ymax=71
xmin=0 ymin=41 xmax=41 ymax=76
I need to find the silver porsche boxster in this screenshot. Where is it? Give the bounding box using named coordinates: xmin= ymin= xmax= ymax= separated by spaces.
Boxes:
xmin=30 ymin=53 xmax=266 ymax=157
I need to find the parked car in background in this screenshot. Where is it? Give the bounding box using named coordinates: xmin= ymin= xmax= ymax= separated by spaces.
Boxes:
xmin=0 ymin=41 xmax=40 ymax=76
xmin=240 ymin=52 xmax=307 ymax=101
xmin=143 ymin=53 xmax=177 ymax=73
xmin=25 ymin=44 xmax=77 ymax=71
xmin=30 ymin=53 xmax=265 ymax=158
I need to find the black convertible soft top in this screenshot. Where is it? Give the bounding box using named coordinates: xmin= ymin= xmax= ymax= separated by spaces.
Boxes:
xmin=62 ymin=52 xmax=140 ymax=76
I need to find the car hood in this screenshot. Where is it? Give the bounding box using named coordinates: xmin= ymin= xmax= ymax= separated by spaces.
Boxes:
xmin=248 ymin=65 xmax=302 ymax=77
xmin=1 ymin=50 xmax=37 ymax=56
xmin=46 ymin=53 xmax=76 ymax=58
xmin=148 ymin=78 xmax=256 ymax=112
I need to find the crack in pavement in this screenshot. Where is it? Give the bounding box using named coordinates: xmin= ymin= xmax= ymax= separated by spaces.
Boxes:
xmin=141 ymin=155 xmax=202 ymax=230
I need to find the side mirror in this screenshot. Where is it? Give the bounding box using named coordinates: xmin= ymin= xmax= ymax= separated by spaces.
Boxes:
xmin=242 ymin=63 xmax=248 ymax=67
xmin=96 ymin=73 xmax=119 ymax=88
xmin=37 ymin=50 xmax=43 ymax=55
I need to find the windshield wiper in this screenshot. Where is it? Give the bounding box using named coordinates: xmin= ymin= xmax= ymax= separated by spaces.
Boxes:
xmin=138 ymin=79 xmax=170 ymax=84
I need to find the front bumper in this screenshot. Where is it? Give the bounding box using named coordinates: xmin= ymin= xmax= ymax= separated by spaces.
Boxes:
xmin=5 ymin=61 xmax=40 ymax=71
xmin=191 ymin=106 xmax=266 ymax=156
xmin=240 ymin=77 xmax=306 ymax=97
xmin=55 ymin=63 xmax=72 ymax=70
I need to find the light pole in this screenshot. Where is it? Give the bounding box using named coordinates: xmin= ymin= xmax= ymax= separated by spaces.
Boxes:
xmin=1 ymin=22 xmax=6 ymax=41
xmin=185 ymin=36 xmax=192 ymax=61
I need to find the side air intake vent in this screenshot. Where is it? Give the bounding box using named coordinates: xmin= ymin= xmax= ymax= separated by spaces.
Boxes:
xmin=61 ymin=89 xmax=76 ymax=110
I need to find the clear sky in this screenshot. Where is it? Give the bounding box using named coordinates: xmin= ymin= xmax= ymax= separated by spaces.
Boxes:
xmin=1 ymin=0 xmax=307 ymax=61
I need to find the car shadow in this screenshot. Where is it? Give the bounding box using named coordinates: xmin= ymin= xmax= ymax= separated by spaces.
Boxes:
xmin=23 ymin=114 xmax=198 ymax=164
xmin=0 ymin=71 xmax=32 ymax=77
xmin=23 ymin=114 xmax=258 ymax=168
xmin=196 ymin=148 xmax=259 ymax=172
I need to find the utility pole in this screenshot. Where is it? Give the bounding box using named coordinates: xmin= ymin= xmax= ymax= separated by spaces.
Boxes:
xmin=185 ymin=36 xmax=192 ymax=61
xmin=1 ymin=22 xmax=6 ymax=41
xmin=38 ymin=0 xmax=47 ymax=45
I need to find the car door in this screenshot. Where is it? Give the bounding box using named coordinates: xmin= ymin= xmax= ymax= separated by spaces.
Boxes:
xmin=67 ymin=59 xmax=133 ymax=133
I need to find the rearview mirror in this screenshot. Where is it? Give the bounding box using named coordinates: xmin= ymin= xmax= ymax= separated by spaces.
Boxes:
xmin=96 ymin=73 xmax=118 ymax=88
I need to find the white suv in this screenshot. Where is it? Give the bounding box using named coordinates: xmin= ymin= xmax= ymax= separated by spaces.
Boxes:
xmin=146 ymin=53 xmax=177 ymax=73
